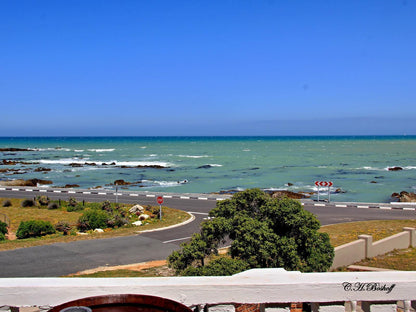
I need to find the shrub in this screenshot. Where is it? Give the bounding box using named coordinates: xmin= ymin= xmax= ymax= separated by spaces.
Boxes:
xmin=0 ymin=232 xmax=5 ymax=241
xmin=68 ymin=197 xmax=78 ymax=207
xmin=0 ymin=221 xmax=8 ymax=235
xmin=67 ymin=204 xmax=84 ymax=212
xmin=48 ymin=202 xmax=59 ymax=210
xmin=21 ymin=199 xmax=35 ymax=207
xmin=37 ymin=196 xmax=50 ymax=206
xmin=77 ymin=209 xmax=109 ymax=231
xmin=2 ymin=200 xmax=12 ymax=207
xmin=101 ymin=200 xmax=112 ymax=212
xmin=55 ymin=221 xmax=72 ymax=235
xmin=16 ymin=220 xmax=56 ymax=239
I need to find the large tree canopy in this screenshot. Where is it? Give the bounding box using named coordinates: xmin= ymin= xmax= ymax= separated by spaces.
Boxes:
xmin=168 ymin=188 xmax=334 ymax=275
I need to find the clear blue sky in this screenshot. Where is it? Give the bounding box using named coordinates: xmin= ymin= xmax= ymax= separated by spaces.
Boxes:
xmin=1 ymin=0 xmax=415 ymax=136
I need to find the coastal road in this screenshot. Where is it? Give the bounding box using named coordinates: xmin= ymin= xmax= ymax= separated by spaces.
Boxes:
xmin=0 ymin=187 xmax=415 ymax=277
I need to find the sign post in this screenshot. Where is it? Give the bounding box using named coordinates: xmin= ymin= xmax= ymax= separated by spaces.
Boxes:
xmin=315 ymin=181 xmax=333 ymax=202
xmin=157 ymin=196 xmax=163 ymax=220
xmin=314 ymin=181 xmax=320 ymax=201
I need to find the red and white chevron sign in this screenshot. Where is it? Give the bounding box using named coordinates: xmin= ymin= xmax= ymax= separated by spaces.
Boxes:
xmin=315 ymin=181 xmax=333 ymax=187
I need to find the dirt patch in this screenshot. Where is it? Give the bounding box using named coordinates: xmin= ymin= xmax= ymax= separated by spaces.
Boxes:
xmin=68 ymin=260 xmax=168 ymax=276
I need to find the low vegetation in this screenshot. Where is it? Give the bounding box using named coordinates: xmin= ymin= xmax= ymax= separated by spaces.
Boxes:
xmin=0 ymin=197 xmax=190 ymax=251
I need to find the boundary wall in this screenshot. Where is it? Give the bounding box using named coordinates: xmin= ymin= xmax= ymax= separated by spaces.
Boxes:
xmin=331 ymin=227 xmax=416 ymax=270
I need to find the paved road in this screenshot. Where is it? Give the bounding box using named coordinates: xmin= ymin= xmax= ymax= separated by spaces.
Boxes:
xmin=0 ymin=187 xmax=415 ymax=277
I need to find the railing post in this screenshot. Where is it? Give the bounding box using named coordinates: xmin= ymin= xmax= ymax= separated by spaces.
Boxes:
xmin=358 ymin=234 xmax=373 ymax=258
xmin=403 ymin=227 xmax=416 ymax=247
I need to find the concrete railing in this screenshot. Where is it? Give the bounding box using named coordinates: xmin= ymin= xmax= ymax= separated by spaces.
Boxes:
xmin=1 ymin=269 xmax=416 ymax=312
xmin=331 ymin=227 xmax=416 ymax=270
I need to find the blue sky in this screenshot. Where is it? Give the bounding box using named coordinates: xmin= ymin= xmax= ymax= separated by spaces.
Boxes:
xmin=1 ymin=0 xmax=415 ymax=136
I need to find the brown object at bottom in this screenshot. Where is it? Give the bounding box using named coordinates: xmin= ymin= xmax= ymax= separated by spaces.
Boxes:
xmin=48 ymin=294 xmax=192 ymax=312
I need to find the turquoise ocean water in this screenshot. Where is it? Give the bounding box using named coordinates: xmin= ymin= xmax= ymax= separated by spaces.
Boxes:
xmin=1 ymin=136 xmax=415 ymax=203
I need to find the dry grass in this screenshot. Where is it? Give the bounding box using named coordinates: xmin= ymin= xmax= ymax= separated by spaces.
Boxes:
xmin=319 ymin=219 xmax=416 ymax=247
xmin=353 ymin=248 xmax=416 ymax=271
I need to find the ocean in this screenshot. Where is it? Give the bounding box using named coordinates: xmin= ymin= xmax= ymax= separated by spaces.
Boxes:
xmin=1 ymin=136 xmax=415 ymax=203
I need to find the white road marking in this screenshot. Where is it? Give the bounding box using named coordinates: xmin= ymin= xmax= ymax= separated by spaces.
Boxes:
xmin=163 ymin=237 xmax=191 ymax=244
xmin=53 ymin=190 xmax=61 ymax=193
xmin=83 ymin=191 xmax=91 ymax=194
xmin=68 ymin=191 xmax=76 ymax=194
xmin=129 ymin=194 xmax=139 ymax=196
xmin=25 ymin=189 xmax=33 ymax=192
xmin=187 ymin=211 xmax=209 ymax=215
xmin=12 ymin=188 xmax=19 ymax=191
xmin=0 ymin=188 xmax=5 ymax=191
xmin=146 ymin=194 xmax=155 ymax=198
xmin=314 ymin=204 xmax=325 ymax=207
xmin=380 ymin=207 xmax=391 ymax=210
xmin=357 ymin=205 xmax=369 ymax=208
xmin=198 ymin=197 xmax=208 ymax=200
xmin=404 ymin=208 xmax=416 ymax=211
xmin=336 ymin=204 xmax=347 ymax=207
xmin=39 ymin=190 xmax=47 ymax=192
xmin=164 ymin=195 xmax=173 ymax=198
xmin=180 ymin=196 xmax=190 ymax=199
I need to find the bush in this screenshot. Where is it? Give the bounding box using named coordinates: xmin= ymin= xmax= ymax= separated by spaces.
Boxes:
xmin=21 ymin=199 xmax=35 ymax=207
xmin=0 ymin=232 xmax=5 ymax=241
xmin=101 ymin=200 xmax=112 ymax=212
xmin=0 ymin=221 xmax=8 ymax=235
xmin=68 ymin=197 xmax=78 ymax=207
xmin=16 ymin=220 xmax=56 ymax=239
xmin=37 ymin=196 xmax=50 ymax=206
xmin=48 ymin=202 xmax=59 ymax=210
xmin=77 ymin=209 xmax=109 ymax=231
xmin=2 ymin=200 xmax=12 ymax=207
xmin=67 ymin=204 xmax=84 ymax=212
xmin=55 ymin=221 xmax=72 ymax=235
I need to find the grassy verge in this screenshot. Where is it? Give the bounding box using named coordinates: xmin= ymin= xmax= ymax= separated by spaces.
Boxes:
xmin=352 ymin=247 xmax=416 ymax=271
xmin=319 ymin=219 xmax=416 ymax=247
xmin=0 ymin=197 xmax=190 ymax=251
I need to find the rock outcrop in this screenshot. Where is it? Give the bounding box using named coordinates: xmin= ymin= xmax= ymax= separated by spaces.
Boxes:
xmin=0 ymin=178 xmax=53 ymax=186
xmin=391 ymin=191 xmax=416 ymax=202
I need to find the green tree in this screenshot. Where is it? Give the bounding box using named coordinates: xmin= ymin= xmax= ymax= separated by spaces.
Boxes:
xmin=168 ymin=188 xmax=334 ymax=275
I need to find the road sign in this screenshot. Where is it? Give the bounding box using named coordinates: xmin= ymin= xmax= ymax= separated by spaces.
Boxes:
xmin=315 ymin=181 xmax=334 ymax=202
xmin=157 ymin=196 xmax=164 ymax=205
xmin=315 ymin=181 xmax=333 ymax=187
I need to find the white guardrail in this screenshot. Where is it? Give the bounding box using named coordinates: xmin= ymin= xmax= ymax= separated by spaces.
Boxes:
xmin=1 ymin=269 xmax=416 ymax=311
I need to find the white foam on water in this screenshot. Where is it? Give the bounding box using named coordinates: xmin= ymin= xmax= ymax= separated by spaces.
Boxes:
xmin=178 ymin=155 xmax=210 ymax=158
xmin=115 ymin=161 xmax=174 ymax=167
xmin=87 ymin=149 xmax=115 ymax=152
xmin=37 ymin=159 xmax=87 ymax=165
xmin=208 ymin=164 xmax=223 ymax=167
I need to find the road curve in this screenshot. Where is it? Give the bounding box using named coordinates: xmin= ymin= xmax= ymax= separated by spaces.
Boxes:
xmin=0 ymin=187 xmax=415 ymax=277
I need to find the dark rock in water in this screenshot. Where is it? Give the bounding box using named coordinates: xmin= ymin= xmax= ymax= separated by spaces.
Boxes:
xmin=249 ymin=167 xmax=260 ymax=170
xmin=34 ymin=167 xmax=51 ymax=172
xmin=0 ymin=178 xmax=53 ymax=186
xmin=0 ymin=148 xmax=32 ymax=152
xmin=2 ymin=159 xmax=18 ymax=165
xmin=370 ymin=181 xmax=377 ymax=183
xmin=271 ymin=190 xmax=311 ymax=199
xmin=85 ymin=162 xmax=97 ymax=166
xmin=64 ymin=184 xmax=80 ymax=188
xmin=167 ymin=169 xmax=175 ymax=172
xmin=374 ymin=176 xmax=384 ymax=179
xmin=69 ymin=163 xmax=83 ymax=167
xmin=198 ymin=165 xmax=212 ymax=169
xmin=391 ymin=191 xmax=416 ymax=202
xmin=287 ymin=182 xmax=293 ymax=186
xmin=114 ymin=179 xmax=132 ymax=185
xmin=388 ymin=166 xmax=403 ymax=171
xmin=335 ymin=188 xmax=346 ymax=193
